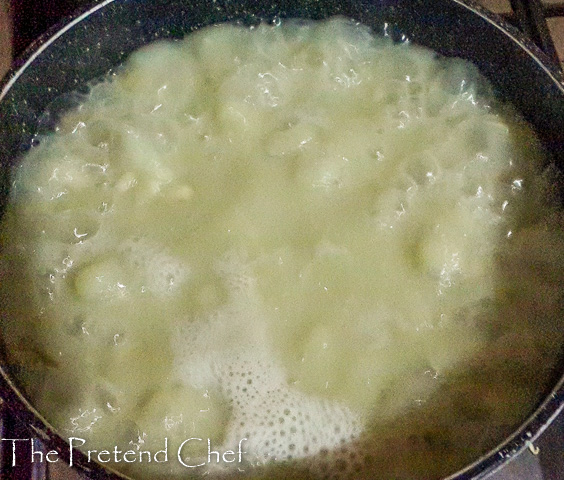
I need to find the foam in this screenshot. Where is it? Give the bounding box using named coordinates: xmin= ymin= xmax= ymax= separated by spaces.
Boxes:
xmin=172 ymin=253 xmax=363 ymax=473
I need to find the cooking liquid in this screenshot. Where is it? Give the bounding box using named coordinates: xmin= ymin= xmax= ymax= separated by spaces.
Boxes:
xmin=0 ymin=17 xmax=563 ymax=480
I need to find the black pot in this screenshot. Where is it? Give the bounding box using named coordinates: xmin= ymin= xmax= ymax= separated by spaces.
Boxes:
xmin=0 ymin=1 xmax=563 ymax=479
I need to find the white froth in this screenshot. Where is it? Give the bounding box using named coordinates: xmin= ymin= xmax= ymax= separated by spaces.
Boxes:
xmin=172 ymin=253 xmax=363 ymax=467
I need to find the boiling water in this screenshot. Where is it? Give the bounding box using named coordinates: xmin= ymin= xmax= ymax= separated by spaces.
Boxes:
xmin=0 ymin=17 xmax=563 ymax=480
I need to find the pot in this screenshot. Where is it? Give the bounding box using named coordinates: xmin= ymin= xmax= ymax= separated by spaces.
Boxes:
xmin=0 ymin=1 xmax=563 ymax=479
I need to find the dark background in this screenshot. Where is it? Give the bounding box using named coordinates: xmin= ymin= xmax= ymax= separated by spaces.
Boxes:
xmin=10 ymin=0 xmax=93 ymax=57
